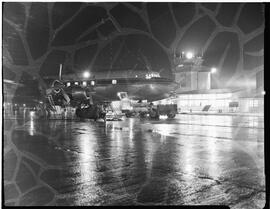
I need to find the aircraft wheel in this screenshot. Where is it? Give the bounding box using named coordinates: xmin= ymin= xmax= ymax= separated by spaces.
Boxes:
xmin=125 ymin=111 xmax=132 ymax=118
xmin=167 ymin=112 xmax=176 ymax=119
xmin=75 ymin=108 xmax=81 ymax=118
xmin=139 ymin=112 xmax=147 ymax=118
xmin=149 ymin=109 xmax=159 ymax=119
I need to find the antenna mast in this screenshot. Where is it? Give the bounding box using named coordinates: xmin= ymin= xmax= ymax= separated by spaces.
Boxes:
xmin=59 ymin=64 xmax=62 ymax=80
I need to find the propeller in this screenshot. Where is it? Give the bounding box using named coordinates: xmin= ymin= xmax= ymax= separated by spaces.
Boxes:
xmin=46 ymin=64 xmax=70 ymax=106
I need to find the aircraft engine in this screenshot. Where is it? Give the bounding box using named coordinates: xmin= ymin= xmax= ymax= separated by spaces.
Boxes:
xmin=68 ymin=86 xmax=88 ymax=101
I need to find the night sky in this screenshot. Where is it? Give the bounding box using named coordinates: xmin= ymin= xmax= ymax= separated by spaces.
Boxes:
xmin=3 ymin=2 xmax=264 ymax=89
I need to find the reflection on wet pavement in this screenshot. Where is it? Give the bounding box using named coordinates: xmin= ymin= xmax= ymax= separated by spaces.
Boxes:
xmin=4 ymin=114 xmax=265 ymax=207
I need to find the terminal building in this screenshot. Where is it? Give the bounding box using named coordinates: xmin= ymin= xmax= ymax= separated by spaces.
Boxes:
xmin=154 ymin=54 xmax=264 ymax=114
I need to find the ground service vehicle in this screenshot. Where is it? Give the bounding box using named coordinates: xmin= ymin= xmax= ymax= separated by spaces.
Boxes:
xmin=125 ymin=103 xmax=177 ymax=119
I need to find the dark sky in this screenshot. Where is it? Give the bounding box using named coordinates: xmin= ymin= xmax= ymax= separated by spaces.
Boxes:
xmin=3 ymin=2 xmax=264 ymax=88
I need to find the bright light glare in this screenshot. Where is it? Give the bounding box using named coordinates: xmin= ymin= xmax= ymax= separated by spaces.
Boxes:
xmin=211 ymin=67 xmax=217 ymax=74
xmin=30 ymin=111 xmax=35 ymax=117
xmin=82 ymin=81 xmax=87 ymax=86
xmin=67 ymin=82 xmax=71 ymax=87
xmin=91 ymin=81 xmax=95 ymax=86
xmin=186 ymin=52 xmax=194 ymax=59
xmin=75 ymin=82 xmax=79 ymax=85
xmin=262 ymin=91 xmax=265 ymax=95
xmin=83 ymin=71 xmax=90 ymax=78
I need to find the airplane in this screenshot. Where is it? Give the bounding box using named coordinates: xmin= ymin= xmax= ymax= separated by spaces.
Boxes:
xmin=42 ymin=64 xmax=178 ymax=120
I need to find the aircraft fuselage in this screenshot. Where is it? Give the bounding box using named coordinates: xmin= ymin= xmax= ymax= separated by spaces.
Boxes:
xmin=61 ymin=77 xmax=177 ymax=103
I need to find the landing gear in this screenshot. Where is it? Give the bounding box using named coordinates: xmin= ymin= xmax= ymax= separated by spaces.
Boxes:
xmin=149 ymin=108 xmax=159 ymax=119
xmin=75 ymin=103 xmax=106 ymax=121
xmin=125 ymin=111 xmax=133 ymax=118
xmin=139 ymin=112 xmax=148 ymax=118
xmin=123 ymin=109 xmax=136 ymax=118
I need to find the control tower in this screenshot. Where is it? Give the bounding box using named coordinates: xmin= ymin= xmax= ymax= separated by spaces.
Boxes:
xmin=172 ymin=52 xmax=211 ymax=92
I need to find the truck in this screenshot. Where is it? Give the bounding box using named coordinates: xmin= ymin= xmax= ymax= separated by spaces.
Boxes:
xmin=124 ymin=102 xmax=177 ymax=119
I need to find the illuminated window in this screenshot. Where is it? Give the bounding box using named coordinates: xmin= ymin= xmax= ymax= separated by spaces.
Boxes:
xmin=91 ymin=81 xmax=95 ymax=86
xmin=82 ymin=81 xmax=87 ymax=86
xmin=224 ymin=93 xmax=232 ymax=98
xmin=182 ymin=100 xmax=187 ymax=106
xmin=221 ymin=93 xmax=226 ymax=99
xmin=112 ymin=79 xmax=117 ymax=84
xmin=216 ymin=94 xmax=222 ymax=99
xmin=221 ymin=99 xmax=226 ymax=107
xmin=194 ymin=95 xmax=200 ymax=99
xmin=66 ymin=82 xmax=71 ymax=87
xmin=207 ymin=94 xmax=215 ymax=100
xmin=75 ymin=82 xmax=79 ymax=85
xmin=217 ymin=100 xmax=223 ymax=107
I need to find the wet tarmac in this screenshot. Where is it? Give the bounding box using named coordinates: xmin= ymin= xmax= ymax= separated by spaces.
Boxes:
xmin=4 ymin=114 xmax=265 ymax=207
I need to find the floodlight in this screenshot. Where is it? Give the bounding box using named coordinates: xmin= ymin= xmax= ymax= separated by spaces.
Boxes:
xmin=186 ymin=52 xmax=194 ymax=59
xmin=211 ymin=67 xmax=217 ymax=74
xmin=83 ymin=71 xmax=90 ymax=78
